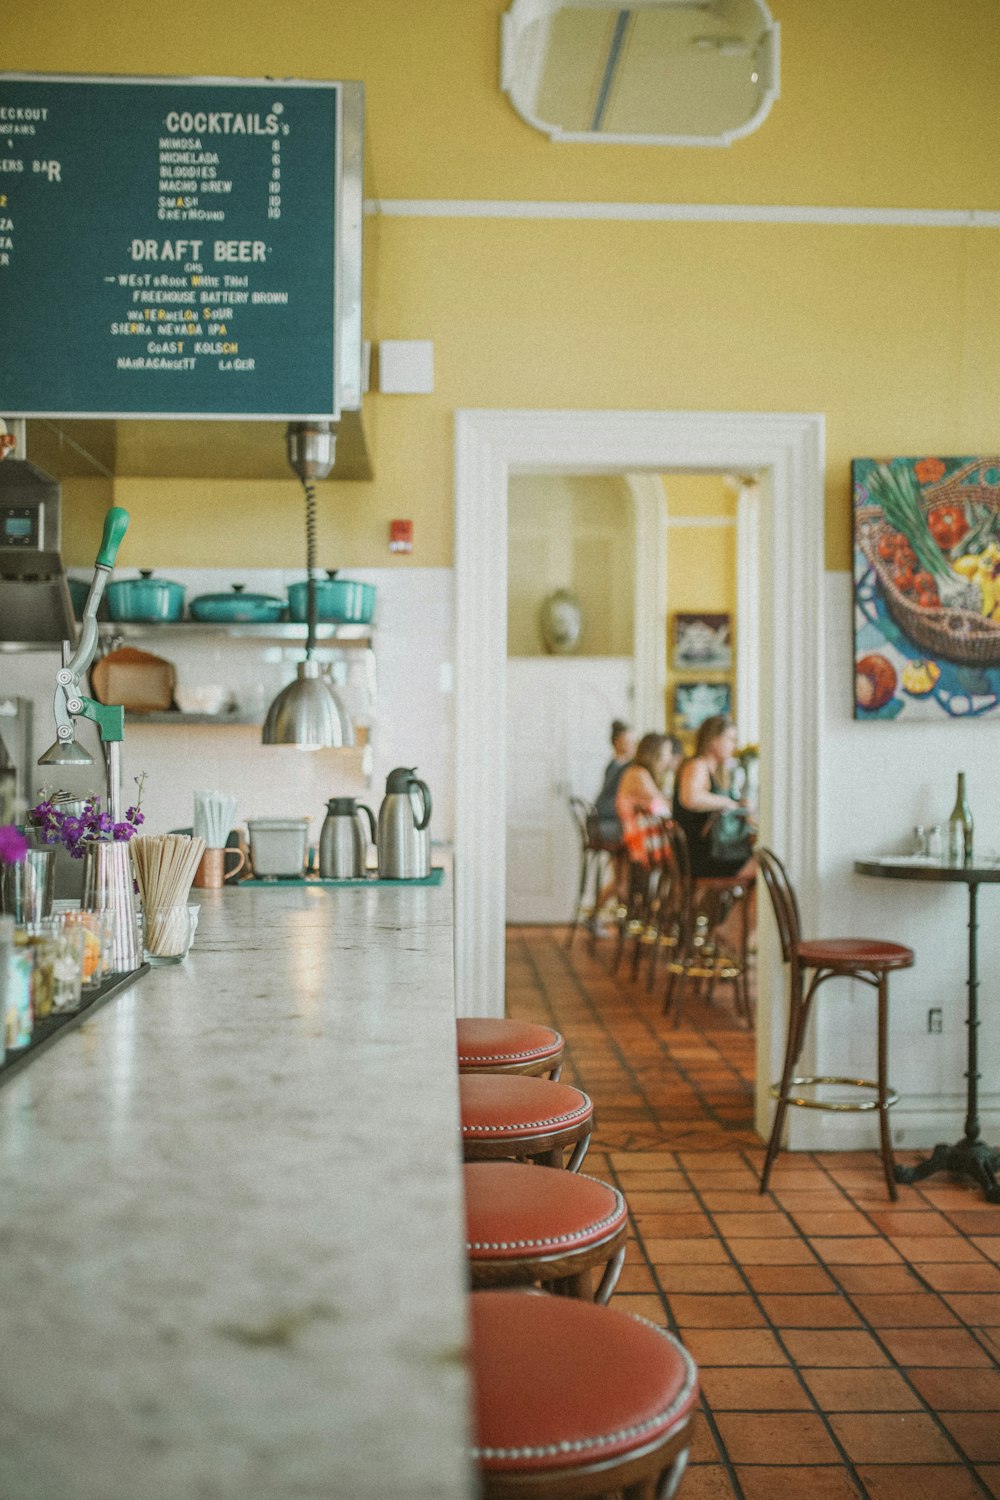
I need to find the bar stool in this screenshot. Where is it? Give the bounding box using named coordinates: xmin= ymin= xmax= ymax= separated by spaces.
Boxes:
xmin=757 ymin=846 xmax=914 ymax=1199
xmin=464 ymin=1162 xmax=629 ymax=1302
xmin=457 ymin=1018 xmax=564 ymax=1080
xmin=460 ymin=1075 xmax=593 ymax=1170
xmin=662 ymin=821 xmax=754 ymax=1027
xmin=469 ymin=1290 xmax=699 ymax=1499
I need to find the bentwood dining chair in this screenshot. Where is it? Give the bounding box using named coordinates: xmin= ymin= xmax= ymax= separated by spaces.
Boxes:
xmin=756 ymin=846 xmax=914 ymax=1199
xmin=566 ymin=797 xmax=609 ymax=951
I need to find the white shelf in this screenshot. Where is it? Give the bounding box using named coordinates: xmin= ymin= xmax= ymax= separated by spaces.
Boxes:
xmin=98 ymin=621 xmax=373 ymax=646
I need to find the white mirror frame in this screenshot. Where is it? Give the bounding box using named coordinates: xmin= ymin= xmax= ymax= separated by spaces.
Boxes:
xmin=501 ymin=0 xmax=781 ymax=147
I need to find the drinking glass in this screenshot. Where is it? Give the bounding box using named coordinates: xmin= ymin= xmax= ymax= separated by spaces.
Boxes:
xmin=19 ymin=917 xmax=85 ymax=1016
xmin=143 ymin=905 xmax=196 ymax=965
xmin=63 ymin=908 xmax=115 ymax=987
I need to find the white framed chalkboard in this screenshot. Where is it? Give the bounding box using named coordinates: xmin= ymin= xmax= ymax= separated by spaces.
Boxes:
xmin=0 ymin=74 xmax=348 ymax=421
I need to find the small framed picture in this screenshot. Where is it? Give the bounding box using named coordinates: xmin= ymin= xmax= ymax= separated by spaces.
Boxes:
xmin=672 ymin=680 xmax=732 ymax=731
xmin=672 ymin=613 xmax=732 ymax=671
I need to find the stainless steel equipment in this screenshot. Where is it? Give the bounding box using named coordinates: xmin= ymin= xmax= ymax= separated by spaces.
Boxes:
xmin=319 ymin=797 xmax=376 ymax=878
xmin=247 ymin=818 xmax=311 ymax=878
xmin=0 ymin=695 xmax=32 ymax=821
xmin=0 ymin=457 xmax=76 ymax=646
xmin=376 ymin=768 xmax=432 ymax=880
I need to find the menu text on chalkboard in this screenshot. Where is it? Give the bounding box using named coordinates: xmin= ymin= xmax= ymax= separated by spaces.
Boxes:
xmin=0 ymin=74 xmax=341 ymax=420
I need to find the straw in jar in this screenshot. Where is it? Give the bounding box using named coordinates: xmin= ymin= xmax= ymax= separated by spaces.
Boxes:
xmin=131 ymin=834 xmax=206 ymax=958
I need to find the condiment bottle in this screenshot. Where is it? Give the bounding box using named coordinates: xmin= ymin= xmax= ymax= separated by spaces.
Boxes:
xmin=2 ymin=915 xmax=32 ymax=1052
xmin=948 ymin=771 xmax=974 ymax=865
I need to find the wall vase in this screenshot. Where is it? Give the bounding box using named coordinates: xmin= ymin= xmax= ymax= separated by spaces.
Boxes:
xmin=81 ymin=840 xmax=140 ymax=972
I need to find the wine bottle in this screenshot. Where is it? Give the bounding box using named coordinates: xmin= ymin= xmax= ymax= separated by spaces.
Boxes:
xmin=948 ymin=771 xmax=973 ymax=865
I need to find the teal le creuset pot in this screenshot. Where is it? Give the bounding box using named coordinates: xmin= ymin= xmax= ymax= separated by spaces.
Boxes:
xmin=188 ymin=583 xmax=286 ymax=623
xmin=287 ymin=571 xmax=376 ymax=625
xmin=105 ymin=569 xmax=185 ymax=622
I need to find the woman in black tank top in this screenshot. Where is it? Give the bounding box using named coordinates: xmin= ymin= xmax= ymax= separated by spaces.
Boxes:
xmin=673 ymin=716 xmax=755 ymax=879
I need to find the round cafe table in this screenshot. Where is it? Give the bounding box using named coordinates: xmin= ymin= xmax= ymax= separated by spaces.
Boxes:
xmin=855 ymin=856 xmax=1000 ymax=1204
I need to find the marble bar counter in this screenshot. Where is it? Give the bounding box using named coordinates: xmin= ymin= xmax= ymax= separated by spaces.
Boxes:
xmin=0 ymin=878 xmax=475 ymax=1500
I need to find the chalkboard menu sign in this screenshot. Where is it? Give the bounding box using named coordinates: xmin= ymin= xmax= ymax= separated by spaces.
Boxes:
xmin=0 ymin=74 xmax=342 ymax=419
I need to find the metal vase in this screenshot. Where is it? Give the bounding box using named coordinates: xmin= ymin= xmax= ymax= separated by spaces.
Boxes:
xmin=81 ymin=840 xmax=139 ymax=972
xmin=0 ymin=848 xmax=56 ymax=923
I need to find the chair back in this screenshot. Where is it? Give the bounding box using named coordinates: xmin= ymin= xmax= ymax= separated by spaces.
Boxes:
xmin=567 ymin=796 xmax=595 ymax=854
xmin=756 ymin=846 xmax=803 ymax=964
xmin=659 ymin=816 xmax=691 ymax=921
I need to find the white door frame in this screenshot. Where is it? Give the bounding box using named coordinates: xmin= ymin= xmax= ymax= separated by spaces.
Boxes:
xmin=454 ymin=409 xmax=825 ymax=1136
xmin=628 ymin=474 xmax=668 ymax=733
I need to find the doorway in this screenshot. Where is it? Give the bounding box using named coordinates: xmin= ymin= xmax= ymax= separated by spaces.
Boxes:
xmin=454 ymin=409 xmax=825 ymax=1135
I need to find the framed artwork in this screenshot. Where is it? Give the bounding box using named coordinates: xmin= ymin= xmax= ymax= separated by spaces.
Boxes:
xmin=672 ymin=680 xmax=732 ymax=731
xmin=672 ymin=612 xmax=731 ymax=671
xmin=853 ymin=456 xmax=1000 ymax=720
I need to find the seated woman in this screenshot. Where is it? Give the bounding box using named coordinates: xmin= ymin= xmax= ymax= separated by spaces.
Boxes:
xmin=615 ymin=732 xmax=676 ymax=868
xmin=592 ymin=719 xmax=637 ymax=849
xmin=672 ymin=715 xmax=756 ymax=880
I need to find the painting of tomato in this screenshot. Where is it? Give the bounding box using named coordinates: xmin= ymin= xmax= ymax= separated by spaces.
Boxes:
xmin=927 ymin=503 xmax=969 ymax=551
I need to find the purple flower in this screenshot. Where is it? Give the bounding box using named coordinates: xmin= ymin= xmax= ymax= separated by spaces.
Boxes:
xmin=27 ymin=776 xmax=147 ymax=859
xmin=0 ymin=824 xmax=28 ymax=864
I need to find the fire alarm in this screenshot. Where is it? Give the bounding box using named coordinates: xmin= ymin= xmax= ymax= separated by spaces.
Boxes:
xmin=389 ymin=519 xmax=413 ymax=554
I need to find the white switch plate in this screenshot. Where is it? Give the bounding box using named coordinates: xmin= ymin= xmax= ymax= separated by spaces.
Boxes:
xmin=377 ymin=340 xmax=435 ymax=394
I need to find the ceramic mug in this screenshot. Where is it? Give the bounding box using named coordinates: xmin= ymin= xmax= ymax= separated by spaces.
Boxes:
xmin=193 ymin=846 xmax=246 ymax=889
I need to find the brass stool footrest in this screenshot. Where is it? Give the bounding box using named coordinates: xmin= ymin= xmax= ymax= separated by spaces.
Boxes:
xmin=667 ymin=956 xmax=741 ymax=980
xmin=770 ymin=1074 xmax=900 ymax=1112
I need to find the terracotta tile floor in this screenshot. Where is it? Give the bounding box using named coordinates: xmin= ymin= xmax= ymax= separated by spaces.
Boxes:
xmin=505 ymin=926 xmax=1000 ymax=1499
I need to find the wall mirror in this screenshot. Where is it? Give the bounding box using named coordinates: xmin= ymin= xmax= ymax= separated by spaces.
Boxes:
xmin=501 ymin=0 xmax=780 ymax=146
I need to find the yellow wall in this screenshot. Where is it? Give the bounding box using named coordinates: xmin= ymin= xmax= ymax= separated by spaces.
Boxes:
xmin=508 ymin=475 xmax=634 ymax=655
xmin=9 ymin=0 xmax=1000 ymax=573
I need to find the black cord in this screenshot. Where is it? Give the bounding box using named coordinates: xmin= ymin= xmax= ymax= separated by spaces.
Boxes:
xmin=304 ymin=479 xmax=318 ymax=659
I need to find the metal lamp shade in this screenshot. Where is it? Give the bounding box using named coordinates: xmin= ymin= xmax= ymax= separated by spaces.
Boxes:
xmin=261 ymin=659 xmax=355 ymax=749
xmin=38 ymin=736 xmax=95 ymax=766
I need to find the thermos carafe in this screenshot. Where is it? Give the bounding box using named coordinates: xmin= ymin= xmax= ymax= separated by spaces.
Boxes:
xmin=376 ymin=767 xmax=432 ymax=879
xmin=319 ymin=797 xmax=377 ymax=879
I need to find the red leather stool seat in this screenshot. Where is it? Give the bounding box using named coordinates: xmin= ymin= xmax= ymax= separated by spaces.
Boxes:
xmin=465 ymin=1162 xmax=629 ymax=1301
xmin=796 ymin=938 xmax=914 ymax=969
xmin=470 ymin=1290 xmax=699 ymax=1496
xmin=460 ymin=1075 xmax=593 ymax=1170
xmin=457 ymin=1018 xmax=564 ymax=1079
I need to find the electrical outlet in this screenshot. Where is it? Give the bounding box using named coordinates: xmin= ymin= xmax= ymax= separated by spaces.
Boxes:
xmin=928 ymin=1008 xmax=943 ymax=1034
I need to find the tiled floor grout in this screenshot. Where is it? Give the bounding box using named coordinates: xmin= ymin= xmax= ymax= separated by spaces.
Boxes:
xmin=506 ymin=926 xmax=1000 ymax=1500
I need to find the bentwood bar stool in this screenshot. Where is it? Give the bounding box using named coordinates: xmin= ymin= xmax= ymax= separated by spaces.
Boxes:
xmin=661 ymin=821 xmax=754 ymax=1028
xmin=757 ymin=847 xmax=914 ymax=1199
xmin=469 ymin=1290 xmax=699 ymax=1499
xmin=457 ymin=1018 xmax=564 ymax=1080
xmin=464 ymin=1162 xmax=629 ymax=1302
xmin=460 ymin=1075 xmax=593 ymax=1170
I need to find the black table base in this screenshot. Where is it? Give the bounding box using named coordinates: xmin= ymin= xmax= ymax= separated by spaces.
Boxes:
xmin=895 ymin=1139 xmax=1000 ymax=1204
xmin=855 ymin=860 xmax=1000 ymax=1207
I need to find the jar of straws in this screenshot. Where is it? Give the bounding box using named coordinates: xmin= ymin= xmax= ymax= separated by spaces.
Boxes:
xmin=131 ymin=834 xmax=205 ymax=964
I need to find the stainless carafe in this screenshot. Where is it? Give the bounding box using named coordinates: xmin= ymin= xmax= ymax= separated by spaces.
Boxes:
xmin=376 ymin=768 xmax=432 ymax=879
xmin=319 ymin=797 xmax=376 ymax=879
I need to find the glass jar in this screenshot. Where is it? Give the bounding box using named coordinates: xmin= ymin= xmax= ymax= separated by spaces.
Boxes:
xmin=19 ymin=917 xmax=85 ymax=1015
xmin=142 ymin=905 xmax=195 ymax=965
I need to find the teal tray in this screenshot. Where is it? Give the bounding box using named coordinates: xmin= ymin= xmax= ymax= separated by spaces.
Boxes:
xmin=240 ymin=867 xmax=445 ymax=889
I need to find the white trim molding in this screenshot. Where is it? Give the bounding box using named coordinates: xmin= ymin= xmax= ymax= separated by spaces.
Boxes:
xmin=627 ymin=474 xmax=668 ymax=735
xmin=454 ymin=408 xmax=825 ymax=1140
xmin=368 ymin=199 xmax=1000 ymax=229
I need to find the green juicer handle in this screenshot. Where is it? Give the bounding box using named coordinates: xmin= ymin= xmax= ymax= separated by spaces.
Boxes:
xmin=95 ymin=506 xmax=130 ymax=569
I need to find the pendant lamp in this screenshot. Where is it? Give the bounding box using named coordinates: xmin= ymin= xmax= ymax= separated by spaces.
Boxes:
xmin=262 ymin=424 xmax=355 ymax=750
